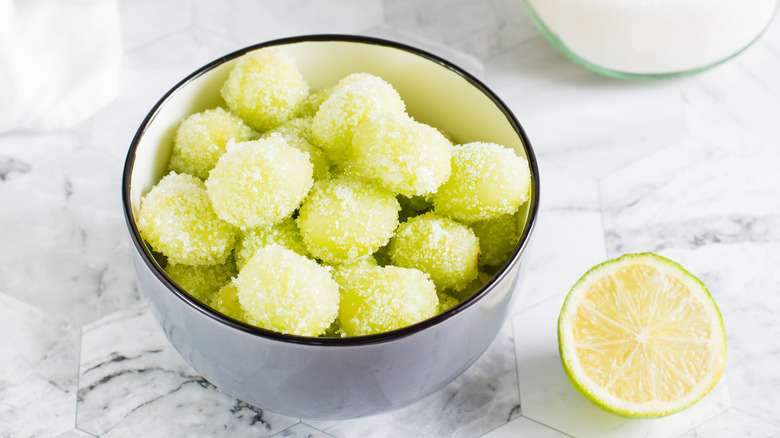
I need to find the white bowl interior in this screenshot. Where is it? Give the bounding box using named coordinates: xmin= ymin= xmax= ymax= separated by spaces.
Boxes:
xmin=128 ymin=39 xmax=530 ymax=221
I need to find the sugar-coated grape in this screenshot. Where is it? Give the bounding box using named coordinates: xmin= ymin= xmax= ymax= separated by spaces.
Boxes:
xmin=332 ymin=257 xmax=378 ymax=290
xmin=471 ymin=213 xmax=521 ymax=267
xmin=169 ymin=107 xmax=255 ymax=180
xmin=433 ymin=142 xmax=531 ymax=224
xmin=338 ymin=264 xmax=438 ymax=336
xmin=206 ymin=136 xmax=313 ymax=229
xmin=266 ymin=116 xmax=315 ymax=144
xmin=298 ymin=175 xmax=399 ymax=264
xmin=322 ymin=319 xmax=345 ymax=338
xmin=388 ymin=212 xmax=480 ymax=291
xmin=235 ymin=245 xmax=339 ymax=336
xmin=139 ymin=61 xmax=535 ymax=338
xmin=437 ymin=292 xmax=460 ymax=314
xmin=164 ymin=255 xmax=237 ymax=302
xmin=454 ymin=270 xmax=494 ymax=301
xmin=234 ymin=217 xmax=310 ymax=270
xmin=296 ymin=87 xmax=333 ymax=118
xmin=139 ymin=172 xmax=237 ymax=265
xmin=311 ymin=73 xmax=405 ymax=163
xmin=263 ymin=117 xmax=330 ymax=181
xmin=326 ymin=159 xmax=361 ymax=181
xmin=209 ymin=281 xmax=247 ymax=323
xmin=352 ymin=112 xmax=452 ymax=197
xmin=220 ymin=48 xmax=308 ymax=131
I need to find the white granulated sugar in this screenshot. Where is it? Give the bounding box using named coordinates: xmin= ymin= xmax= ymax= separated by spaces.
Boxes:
xmin=428 ymin=222 xmax=445 ymax=245
xmin=528 ymin=0 xmax=777 ymax=74
xmin=416 ymin=166 xmax=436 ymax=190
xmin=332 ymin=184 xmax=356 ymax=203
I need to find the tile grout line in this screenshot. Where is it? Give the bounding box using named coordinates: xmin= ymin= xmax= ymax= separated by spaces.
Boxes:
xmin=511 ymin=317 xmax=523 ymax=420
xmin=673 ymin=407 xmax=734 ymax=438
xmin=524 ymin=415 xmax=577 ymax=438
xmin=73 ymin=323 xmax=84 ymax=434
xmin=731 ymin=407 xmax=780 ymax=430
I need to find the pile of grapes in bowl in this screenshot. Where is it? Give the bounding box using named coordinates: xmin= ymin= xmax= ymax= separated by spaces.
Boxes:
xmin=122 ymin=34 xmax=539 ymax=420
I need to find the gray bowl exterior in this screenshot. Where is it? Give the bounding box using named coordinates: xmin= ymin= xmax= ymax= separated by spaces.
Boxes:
xmin=123 ymin=35 xmax=540 ymax=420
xmin=131 ymin=241 xmax=530 ymax=420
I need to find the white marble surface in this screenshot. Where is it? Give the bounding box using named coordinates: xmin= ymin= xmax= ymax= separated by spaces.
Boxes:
xmin=2 ymin=0 xmax=780 ymax=437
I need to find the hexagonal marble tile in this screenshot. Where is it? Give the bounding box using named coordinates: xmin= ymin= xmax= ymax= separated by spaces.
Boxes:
xmin=73 ymin=303 xmax=522 ymax=437
xmin=484 ymin=44 xmax=688 ymax=180
xmin=76 ymin=305 xmax=300 ymax=437
xmin=510 ymin=157 xmax=606 ymax=316
xmin=0 ymin=149 xmax=140 ymax=327
xmin=304 ymin=323 xmax=520 ymax=438
xmin=679 ymin=409 xmax=780 ymax=438
xmin=270 ymin=422 xmax=337 ymax=438
xmin=599 ymin=139 xmax=780 ymax=427
xmin=512 ymin=293 xmax=731 ymax=438
xmin=0 ymin=293 xmax=79 ymax=437
xmin=481 ymin=416 xmax=568 ymax=438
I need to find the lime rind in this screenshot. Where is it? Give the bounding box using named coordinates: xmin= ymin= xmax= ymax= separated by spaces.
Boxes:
xmin=558 ymin=252 xmax=727 ymax=418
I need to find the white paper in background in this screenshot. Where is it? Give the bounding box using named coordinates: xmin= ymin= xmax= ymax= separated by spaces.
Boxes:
xmin=0 ymin=0 xmax=121 ymax=133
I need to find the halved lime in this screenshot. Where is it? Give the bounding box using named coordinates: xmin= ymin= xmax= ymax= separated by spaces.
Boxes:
xmin=558 ymin=253 xmax=726 ymax=417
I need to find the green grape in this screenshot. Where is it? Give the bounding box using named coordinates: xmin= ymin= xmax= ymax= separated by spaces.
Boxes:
xmin=331 ymin=256 xmax=378 ymax=290
xmin=339 ymin=264 xmax=438 ymax=336
xmin=234 ymin=217 xmax=310 ymax=270
xmin=471 ymin=212 xmax=521 ymax=267
xmin=352 ymin=112 xmax=452 ymax=197
xmin=298 ymin=175 xmax=399 ymax=264
xmin=205 ymin=136 xmax=313 ymax=229
xmin=209 ymin=281 xmax=247 ymax=323
xmin=296 ymin=87 xmax=333 ymax=118
xmin=263 ymin=117 xmax=331 ymax=181
xmin=311 ymin=73 xmax=405 ymax=163
xmin=388 ymin=212 xmax=479 ymax=291
xmin=169 ymin=107 xmax=255 ymax=180
xmin=164 ymin=255 xmax=237 ymax=302
xmin=235 ymin=245 xmax=339 ymax=336
xmin=138 ymin=172 xmax=237 ymax=265
xmin=433 ymin=142 xmax=531 ymax=224
xmin=454 ymin=270 xmax=494 ymax=301
xmin=221 ymin=48 xmax=308 ymax=131
xmin=437 ymin=292 xmax=460 ymax=314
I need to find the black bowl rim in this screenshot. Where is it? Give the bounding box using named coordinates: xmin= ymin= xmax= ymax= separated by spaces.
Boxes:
xmin=122 ymin=33 xmax=541 ymax=347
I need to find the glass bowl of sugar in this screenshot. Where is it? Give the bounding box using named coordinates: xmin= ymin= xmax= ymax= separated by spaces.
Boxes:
xmin=526 ymin=0 xmax=778 ymax=79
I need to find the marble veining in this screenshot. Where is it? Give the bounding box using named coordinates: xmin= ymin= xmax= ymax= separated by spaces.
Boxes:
xmin=0 ymin=294 xmax=79 ymax=438
xmin=385 ymin=0 xmax=536 ymax=61
xmin=2 ymin=0 xmax=780 ymax=436
xmin=0 ymin=149 xmax=140 ymax=327
xmin=77 ymin=306 xmax=299 ymax=437
xmin=599 ymin=137 xmax=780 ymax=428
xmin=192 ymin=0 xmax=384 ymax=46
xmin=0 ymin=156 xmax=31 ymax=182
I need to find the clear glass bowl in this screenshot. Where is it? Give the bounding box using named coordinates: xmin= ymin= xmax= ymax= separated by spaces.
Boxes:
xmin=526 ymin=0 xmax=779 ymax=80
